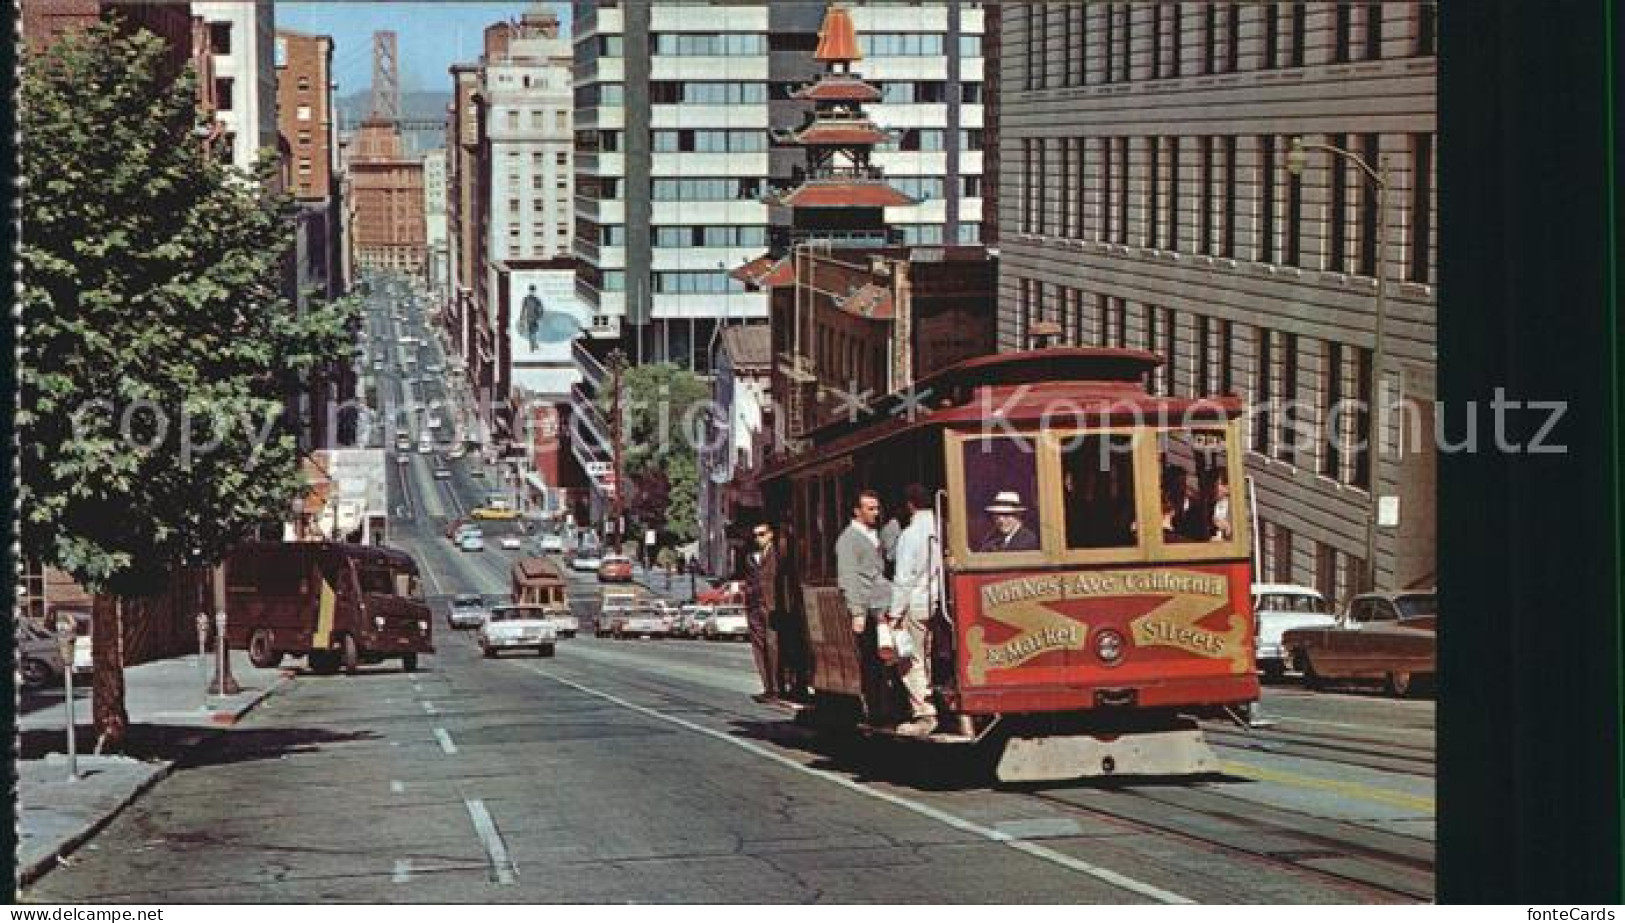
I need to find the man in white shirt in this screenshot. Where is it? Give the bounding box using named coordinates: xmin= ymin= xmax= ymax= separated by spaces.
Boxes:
xmin=886 ymin=484 xmax=941 ymax=737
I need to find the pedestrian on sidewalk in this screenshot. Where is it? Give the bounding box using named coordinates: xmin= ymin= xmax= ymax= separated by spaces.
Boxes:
xmin=743 ymin=522 xmax=783 ymax=703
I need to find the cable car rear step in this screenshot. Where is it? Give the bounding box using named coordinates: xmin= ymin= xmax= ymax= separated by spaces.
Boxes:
xmin=995 ymin=718 xmax=1219 ymax=782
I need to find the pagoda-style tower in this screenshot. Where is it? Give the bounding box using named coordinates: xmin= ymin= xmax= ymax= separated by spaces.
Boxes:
xmin=762 ymin=4 xmax=915 ymax=257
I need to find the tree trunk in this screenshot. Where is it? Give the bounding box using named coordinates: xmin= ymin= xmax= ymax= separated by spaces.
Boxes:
xmin=91 ymin=593 xmax=128 ymax=752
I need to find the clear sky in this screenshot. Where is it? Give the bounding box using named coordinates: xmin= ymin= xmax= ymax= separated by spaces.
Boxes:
xmin=275 ymin=2 xmax=570 ymax=99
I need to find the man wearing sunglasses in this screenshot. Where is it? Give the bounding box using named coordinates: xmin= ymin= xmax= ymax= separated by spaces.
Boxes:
xmin=743 ymin=521 xmax=783 ymax=703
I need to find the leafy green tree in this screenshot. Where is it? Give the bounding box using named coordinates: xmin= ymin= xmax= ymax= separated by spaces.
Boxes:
xmin=18 ymin=22 xmax=357 ymax=749
xmin=601 ymin=361 xmax=709 ymax=544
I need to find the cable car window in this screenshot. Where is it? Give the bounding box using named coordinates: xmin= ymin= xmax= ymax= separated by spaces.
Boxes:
xmin=1060 ymin=433 xmax=1138 ymax=549
xmin=962 ymin=437 xmax=1042 ymax=553
xmin=1396 ymin=594 xmax=1437 ymax=618
xmin=1156 ymin=428 xmax=1234 ymax=544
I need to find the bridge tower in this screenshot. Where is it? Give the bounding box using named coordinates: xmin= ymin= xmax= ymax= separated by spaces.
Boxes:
xmin=370 ymin=30 xmax=400 ymax=123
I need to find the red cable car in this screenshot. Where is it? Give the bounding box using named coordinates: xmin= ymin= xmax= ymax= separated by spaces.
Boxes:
xmin=761 ymin=348 xmax=1258 ymax=781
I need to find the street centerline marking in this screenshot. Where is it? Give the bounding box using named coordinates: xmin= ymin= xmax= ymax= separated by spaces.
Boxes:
xmin=434 ymin=727 xmax=458 ymax=755
xmin=390 ymin=780 xmax=405 ymax=794
xmin=392 ymin=859 xmax=413 ymax=883
xmin=526 ymin=666 xmax=1191 ymax=905
xmin=464 ymin=799 xmax=517 ymax=885
xmin=1218 ymin=760 xmax=1436 ymax=814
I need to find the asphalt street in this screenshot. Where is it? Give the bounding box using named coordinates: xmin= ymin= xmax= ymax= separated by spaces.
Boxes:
xmin=22 ymin=282 xmax=1437 ymax=904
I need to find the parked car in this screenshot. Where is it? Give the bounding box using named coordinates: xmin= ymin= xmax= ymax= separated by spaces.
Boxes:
xmin=537 ymin=604 xmax=580 ymax=639
xmin=598 ymin=555 xmax=634 ymax=583
xmin=477 ymin=605 xmax=558 ymax=658
xmin=16 ymin=620 xmax=65 ymax=689
xmin=610 ymin=603 xmax=671 ymax=640
xmin=703 ymin=604 xmax=750 ymax=641
xmin=571 ymin=550 xmax=603 ymax=572
xmin=675 ymin=605 xmax=712 ymax=639
xmin=448 ymin=593 xmax=489 ymax=630
xmin=1251 ymin=584 xmax=1339 ymax=681
xmin=500 ymin=535 xmax=523 ymax=551
xmin=460 ymin=533 xmax=486 ymax=552
xmin=539 ymin=534 xmax=565 ymax=554
xmin=1281 ymin=590 xmax=1439 ymax=697
xmin=598 ymin=591 xmax=641 ymax=637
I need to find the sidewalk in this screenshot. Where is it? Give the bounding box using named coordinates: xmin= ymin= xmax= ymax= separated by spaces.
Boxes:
xmin=17 ymin=651 xmax=293 ymax=890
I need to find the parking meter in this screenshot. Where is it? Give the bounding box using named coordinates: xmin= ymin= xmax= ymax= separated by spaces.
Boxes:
xmin=55 ymin=614 xmax=78 ymax=779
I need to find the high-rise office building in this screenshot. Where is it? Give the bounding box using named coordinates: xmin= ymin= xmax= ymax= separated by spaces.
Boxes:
xmin=995 ymin=3 xmax=1438 ymax=600
xmin=571 ymin=0 xmax=985 ymax=369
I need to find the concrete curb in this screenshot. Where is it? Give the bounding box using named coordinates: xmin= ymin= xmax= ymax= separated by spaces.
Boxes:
xmin=16 ymin=669 xmax=297 ymax=891
xmin=17 ymin=760 xmax=177 ymax=891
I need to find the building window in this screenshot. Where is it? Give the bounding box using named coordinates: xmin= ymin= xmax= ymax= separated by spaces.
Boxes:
xmin=1263 ymin=2 xmax=1280 ymax=69
xmin=1363 ymin=2 xmax=1384 ymax=60
xmin=1315 ymin=543 xmax=1338 ymax=605
xmin=1037 ymin=140 xmax=1050 ymax=235
xmin=1358 ymin=133 xmax=1381 ymax=278
xmin=1288 ymin=2 xmax=1308 ymax=67
xmin=1224 ymin=3 xmax=1241 ymax=72
xmin=1201 ymin=3 xmax=1217 ymax=74
xmin=1100 ymin=136 xmax=1114 ymax=242
xmin=1409 ymin=133 xmax=1434 ymax=283
xmin=506 ymin=110 xmax=520 ymax=131
xmin=1258 ymin=135 xmax=1277 ymax=263
xmin=1253 ymin=327 xmax=1272 ymax=454
xmin=1103 ymin=2 xmax=1117 ymax=84
xmin=1020 ymin=139 xmax=1035 ymax=233
xmin=1075 ymin=136 xmax=1090 ymax=239
xmin=1115 ymin=137 xmax=1130 ymax=244
xmin=1018 ymin=278 xmax=1032 ymax=346
xmin=1115 ymin=3 xmax=1132 ymax=82
xmin=210 ymin=21 xmax=231 ymax=55
xmin=1196 ymin=315 xmax=1213 ymax=396
xmin=1275 ymin=333 xmax=1299 ymax=466
xmin=1352 ymin=347 xmax=1372 ymax=489
xmin=1220 ymin=136 xmax=1237 ymax=258
xmin=1285 ymin=152 xmax=1304 ymax=267
xmin=1149 ymin=2 xmax=1163 ymax=78
xmin=215 ymin=77 xmax=234 ymax=111
xmin=1321 ymin=340 xmax=1344 ymax=478
xmin=1145 ymin=136 xmax=1161 ymax=248
xmin=1334 ymin=4 xmax=1353 ymax=63
xmin=1067 ymin=2 xmax=1088 ymax=86
xmin=1059 ymin=139 xmax=1074 ymax=238
xmin=1329 ymin=133 xmax=1350 ymax=271
xmin=1166 ymin=136 xmax=1181 ymax=250
xmin=1198 ymin=136 xmax=1214 ymax=254
xmin=1417 ymin=3 xmax=1438 ymax=56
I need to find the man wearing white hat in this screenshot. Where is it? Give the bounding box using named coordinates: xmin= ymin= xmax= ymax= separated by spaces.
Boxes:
xmin=979 ymin=491 xmax=1040 ymax=552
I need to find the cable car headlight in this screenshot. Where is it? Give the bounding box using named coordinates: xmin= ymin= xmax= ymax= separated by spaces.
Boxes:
xmin=373 ymin=616 xmax=386 ymax=629
xmin=1095 ymin=629 xmax=1125 ymax=665
xmin=417 ymin=620 xmax=429 ymax=632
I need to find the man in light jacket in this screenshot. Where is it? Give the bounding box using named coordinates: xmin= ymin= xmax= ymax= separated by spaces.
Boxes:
xmin=835 ymin=490 xmax=893 ymax=721
xmin=886 ymin=483 xmax=941 ymax=736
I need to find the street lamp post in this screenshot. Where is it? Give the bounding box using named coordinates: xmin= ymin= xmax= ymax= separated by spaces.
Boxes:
xmin=1287 ymin=137 xmax=1390 ymax=592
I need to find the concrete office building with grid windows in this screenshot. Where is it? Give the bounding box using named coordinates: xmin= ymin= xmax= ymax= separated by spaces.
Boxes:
xmin=994 ymin=3 xmax=1437 ymax=604
xmin=571 ymin=0 xmax=985 ymax=369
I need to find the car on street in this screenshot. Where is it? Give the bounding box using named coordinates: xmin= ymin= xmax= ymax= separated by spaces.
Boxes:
xmin=571 ymin=550 xmax=603 ymax=572
xmin=478 ymin=605 xmax=557 ymax=658
xmin=395 ymin=435 xmax=412 ymax=451
xmin=471 ymin=506 xmax=520 ymax=521
xmin=397 ymin=452 xmax=411 ymax=465
xmin=448 ymin=444 xmax=467 ymax=460
xmin=434 ymin=468 xmax=452 ymax=480
xmin=1251 ymin=584 xmax=1339 ymax=681
xmin=418 ymin=441 xmax=434 ymax=455
xmin=500 ymin=535 xmax=523 ymax=551
xmin=459 ymin=533 xmax=486 ymax=552
xmin=539 ymin=534 xmax=565 ymax=554
xmin=16 ymin=620 xmax=66 ymax=689
xmin=597 ymin=555 xmax=634 ymax=583
xmin=674 ymin=605 xmax=711 ymax=639
xmin=1281 ymin=590 xmax=1438 ymax=697
xmin=703 ymin=605 xmax=750 ymax=641
xmin=537 ymin=604 xmax=580 ymax=639
xmin=448 ymin=593 xmax=489 ymax=630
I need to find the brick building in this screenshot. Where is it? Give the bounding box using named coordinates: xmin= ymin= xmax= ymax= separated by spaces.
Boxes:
xmin=349 ymin=119 xmax=428 ymax=278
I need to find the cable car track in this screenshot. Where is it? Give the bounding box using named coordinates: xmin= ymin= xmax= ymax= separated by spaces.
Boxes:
xmin=1202 ymin=724 xmax=1435 ymax=780
xmin=523 ymin=646 xmax=1434 ymax=902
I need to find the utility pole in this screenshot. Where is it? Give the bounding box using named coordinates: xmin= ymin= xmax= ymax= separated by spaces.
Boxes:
xmin=608 ymin=348 xmax=627 ymax=555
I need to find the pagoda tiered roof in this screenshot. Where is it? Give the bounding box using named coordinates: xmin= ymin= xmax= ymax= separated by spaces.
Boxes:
xmin=794 ymin=75 xmax=883 ymax=103
xmin=765 ymin=180 xmax=917 ymax=209
xmin=785 ymin=118 xmax=890 ymax=147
